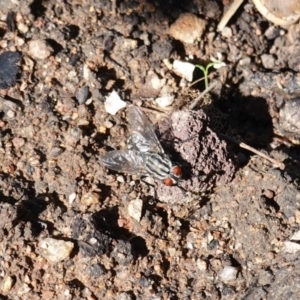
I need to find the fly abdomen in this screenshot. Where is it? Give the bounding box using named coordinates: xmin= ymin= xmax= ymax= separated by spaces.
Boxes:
xmin=142 ymin=153 xmax=173 ymax=180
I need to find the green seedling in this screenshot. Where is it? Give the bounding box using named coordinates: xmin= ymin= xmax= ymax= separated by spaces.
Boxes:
xmin=195 ymin=53 xmax=226 ymax=89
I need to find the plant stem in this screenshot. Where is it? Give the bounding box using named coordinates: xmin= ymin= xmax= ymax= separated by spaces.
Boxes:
xmin=196 ymin=63 xmax=215 ymax=89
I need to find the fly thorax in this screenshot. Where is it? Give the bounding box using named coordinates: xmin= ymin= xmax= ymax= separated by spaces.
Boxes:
xmin=143 ymin=153 xmax=173 ymax=180
xmin=127 ymin=132 xmax=148 ymax=152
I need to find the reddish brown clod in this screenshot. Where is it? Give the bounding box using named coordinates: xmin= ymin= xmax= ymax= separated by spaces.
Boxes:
xmin=164 ymin=178 xmax=173 ymax=186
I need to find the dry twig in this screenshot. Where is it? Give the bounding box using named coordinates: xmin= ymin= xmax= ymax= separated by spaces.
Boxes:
xmin=217 ymin=0 xmax=244 ymax=31
xmin=219 ymin=133 xmax=285 ymax=170
xmin=188 ymin=81 xmax=218 ymax=110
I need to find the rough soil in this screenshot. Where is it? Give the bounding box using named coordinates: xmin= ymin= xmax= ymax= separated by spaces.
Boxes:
xmin=0 ymin=1 xmax=300 ymax=299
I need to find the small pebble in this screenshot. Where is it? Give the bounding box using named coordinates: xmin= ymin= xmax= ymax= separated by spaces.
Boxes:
xmin=266 ymin=251 xmax=275 ymax=260
xmin=264 ymin=26 xmax=280 ymax=40
xmin=0 ymin=51 xmax=21 ymax=89
xmin=196 ymin=259 xmax=207 ymax=271
xmin=219 ymin=266 xmax=238 ymax=281
xmin=103 ymin=120 xmax=114 ymax=129
xmin=148 ymin=71 xmax=165 ymax=90
xmin=282 ymin=241 xmax=300 ymax=253
xmin=155 ymin=85 xmax=174 ymax=107
xmin=16 ymin=37 xmax=25 ymax=47
xmin=290 ymin=230 xmax=300 ymax=241
xmin=295 ymin=210 xmax=300 ymax=224
xmin=186 ymin=232 xmax=197 ymax=249
xmin=122 ymin=38 xmax=138 ymax=51
xmin=81 ymin=192 xmax=100 ymax=206
xmin=261 ymin=54 xmax=275 ymax=69
xmin=6 ymin=110 xmax=15 ymax=119
xmin=17 ymin=283 xmax=31 ymax=295
xmin=155 ymin=95 xmax=174 ymax=108
xmin=117 ymin=292 xmax=133 ymax=300
xmin=99 ymin=125 xmax=107 ymax=134
xmin=39 ymin=238 xmax=74 ymax=263
xmin=1 ymin=276 xmax=14 ymax=293
xmin=140 ymin=32 xmax=150 ymax=46
xmin=104 ymin=90 xmax=127 ymax=115
xmin=221 ymin=27 xmax=232 ymax=38
xmin=76 ymin=85 xmax=90 ymax=104
xmin=17 ymin=23 xmax=29 ymax=34
xmin=28 ymin=39 xmax=52 ymax=60
xmin=222 ymin=286 xmax=235 ymax=296
xmin=279 ymin=98 xmax=300 ymax=132
xmin=169 ymin=13 xmax=207 ymax=44
xmin=68 ymin=192 xmax=76 ymax=204
xmin=264 ymin=189 xmax=275 ymax=199
xmin=117 ymin=175 xmax=125 ymax=183
xmin=239 ymin=56 xmax=251 ymax=66
xmin=173 ymin=60 xmax=195 ymax=82
xmin=12 ymin=137 xmax=25 ymax=149
xmin=128 ymin=198 xmax=143 ymax=222
xmin=50 ymin=147 xmax=64 ymax=157
xmin=83 ymin=64 xmax=95 ymax=82
xmin=88 ymin=263 xmax=107 ymax=277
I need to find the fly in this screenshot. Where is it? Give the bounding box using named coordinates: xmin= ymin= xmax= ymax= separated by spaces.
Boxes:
xmin=99 ymin=105 xmax=182 ymax=186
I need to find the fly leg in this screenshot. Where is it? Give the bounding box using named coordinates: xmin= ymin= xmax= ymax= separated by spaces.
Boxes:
xmin=160 ymin=133 xmax=199 ymax=146
xmin=174 ymin=134 xmax=199 ymax=145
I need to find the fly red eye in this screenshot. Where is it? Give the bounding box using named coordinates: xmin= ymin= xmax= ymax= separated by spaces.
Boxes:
xmin=172 ymin=166 xmax=182 ymax=177
xmin=164 ymin=178 xmax=173 ymax=186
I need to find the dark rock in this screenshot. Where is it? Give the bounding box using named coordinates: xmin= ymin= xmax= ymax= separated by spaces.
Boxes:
xmin=0 ymin=51 xmax=21 ymax=89
xmin=72 ymin=216 xmax=113 ymax=257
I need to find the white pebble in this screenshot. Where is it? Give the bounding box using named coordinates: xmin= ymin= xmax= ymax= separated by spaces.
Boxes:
xmin=6 ymin=110 xmax=15 ymax=119
xmin=155 ymin=95 xmax=174 ymax=108
xmin=83 ymin=64 xmax=92 ymax=80
xmin=68 ymin=193 xmax=76 ymax=204
xmin=173 ymin=60 xmax=195 ymax=82
xmin=17 ymin=23 xmax=29 ymax=34
xmin=196 ymin=259 xmax=207 ymax=271
xmin=81 ymin=192 xmax=100 ymax=206
xmin=282 ymin=241 xmax=300 ymax=253
xmin=155 ymin=85 xmax=174 ymax=107
xmin=1 ymin=276 xmax=14 ymax=293
xmin=104 ymin=120 xmax=114 ymax=128
xmin=117 ymin=175 xmax=125 ymax=183
xmin=104 ymin=90 xmax=127 ymax=115
xmin=221 ymin=27 xmax=233 ymax=38
xmin=290 ymin=230 xmax=300 ymax=241
xmin=28 ymin=39 xmax=52 ymax=60
xmin=123 ymin=38 xmax=138 ymax=51
xmin=39 ymin=238 xmax=74 ymax=263
xmin=128 ymin=198 xmax=143 ymax=222
xmin=219 ymin=266 xmax=238 ymax=281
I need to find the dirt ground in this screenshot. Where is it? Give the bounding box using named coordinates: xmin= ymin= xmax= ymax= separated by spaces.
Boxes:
xmin=0 ymin=0 xmax=300 ymax=299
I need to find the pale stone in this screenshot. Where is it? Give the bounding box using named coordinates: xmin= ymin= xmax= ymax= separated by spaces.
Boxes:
xmin=169 ymin=13 xmax=207 ymax=44
xmin=28 ymin=39 xmax=52 ymax=60
xmin=173 ymin=60 xmax=195 ymax=82
xmin=219 ymin=266 xmax=238 ymax=281
xmin=290 ymin=230 xmax=300 ymax=240
xmin=282 ymin=241 xmax=300 ymax=253
xmin=1 ymin=276 xmax=14 ymax=293
xmin=128 ymin=198 xmax=143 ymax=221
xmin=81 ymin=192 xmax=100 ymax=206
xmin=104 ymin=90 xmax=127 ymax=115
xmin=39 ymin=238 xmax=74 ymax=263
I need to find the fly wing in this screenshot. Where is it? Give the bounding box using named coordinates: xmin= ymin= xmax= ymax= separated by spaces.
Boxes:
xmin=127 ymin=105 xmax=164 ymax=153
xmin=99 ymin=150 xmax=149 ymax=176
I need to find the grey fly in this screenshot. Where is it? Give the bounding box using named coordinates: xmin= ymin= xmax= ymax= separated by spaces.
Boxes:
xmin=99 ymin=105 xmax=182 ymax=185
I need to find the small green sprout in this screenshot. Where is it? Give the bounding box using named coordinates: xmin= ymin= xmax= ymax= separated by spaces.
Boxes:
xmin=195 ymin=53 xmax=226 ymax=89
